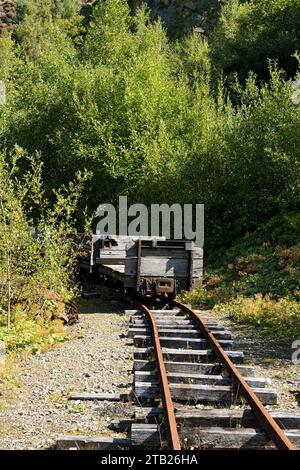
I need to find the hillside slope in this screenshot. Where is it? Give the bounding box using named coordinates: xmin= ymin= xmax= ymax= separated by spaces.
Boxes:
xmin=0 ymin=1 xmax=16 ymax=35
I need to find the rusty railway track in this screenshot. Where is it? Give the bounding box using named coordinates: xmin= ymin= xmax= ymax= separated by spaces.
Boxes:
xmin=173 ymin=300 xmax=295 ymax=451
xmin=126 ymin=295 xmax=296 ymax=451
xmin=57 ymin=289 xmax=300 ymax=451
xmin=120 ymin=294 xmax=181 ymax=449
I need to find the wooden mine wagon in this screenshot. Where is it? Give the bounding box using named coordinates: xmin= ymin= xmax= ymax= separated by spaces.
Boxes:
xmin=89 ymin=235 xmax=203 ymax=298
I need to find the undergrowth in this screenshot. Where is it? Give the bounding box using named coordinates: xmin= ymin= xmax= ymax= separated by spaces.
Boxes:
xmin=0 ymin=314 xmax=72 ymax=356
xmin=0 ymin=149 xmax=89 ymax=363
xmin=179 ymin=214 xmax=300 ymax=339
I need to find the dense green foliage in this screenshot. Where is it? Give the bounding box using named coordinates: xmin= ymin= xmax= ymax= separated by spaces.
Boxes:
xmin=216 ymin=295 xmax=300 ymax=338
xmin=180 ymin=215 xmax=300 ymax=337
xmin=0 ymin=148 xmax=89 ymax=352
xmin=0 ymin=0 xmax=300 ymax=341
xmin=211 ymin=0 xmax=300 ymax=81
xmin=1 ymin=0 xmax=300 ymax=249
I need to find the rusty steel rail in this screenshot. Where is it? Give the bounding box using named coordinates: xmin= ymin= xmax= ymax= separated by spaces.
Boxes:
xmin=173 ymin=300 xmax=296 ymax=451
xmin=118 ymin=293 xmax=181 ymax=450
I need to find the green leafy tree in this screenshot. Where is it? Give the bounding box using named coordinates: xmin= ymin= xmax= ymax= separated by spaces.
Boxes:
xmin=15 ymin=0 xmax=82 ymax=58
xmin=211 ymin=0 xmax=300 ymax=81
xmin=0 ymin=148 xmax=89 ymax=332
xmin=1 ymin=0 xmax=300 ymax=251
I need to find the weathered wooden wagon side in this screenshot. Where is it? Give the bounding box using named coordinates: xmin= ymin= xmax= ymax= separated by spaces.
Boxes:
xmin=90 ymin=235 xmax=203 ymax=298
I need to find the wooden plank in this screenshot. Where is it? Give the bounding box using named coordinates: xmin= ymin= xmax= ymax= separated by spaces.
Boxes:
xmin=97 ymin=264 xmax=126 ymax=282
xmin=175 ymin=409 xmax=300 ymax=429
xmin=130 ymin=313 xmax=220 ymax=324
xmin=69 ymin=392 xmax=131 ymax=402
xmin=143 ymin=314 xmax=217 ymax=323
xmin=57 ymin=436 xmax=131 ymax=450
xmin=134 ymin=371 xmax=266 ymax=388
xmin=108 ymin=419 xmax=134 ymax=432
xmin=131 ymin=318 xmax=195 ymax=326
xmin=134 ymin=382 xmax=277 ymax=404
xmin=180 ymin=427 xmax=300 ymax=449
xmin=131 ymin=424 xmax=300 ymax=449
xmin=163 ymin=348 xmax=244 ymax=363
xmin=130 ymin=320 xmax=196 ymax=328
xmin=135 ymin=407 xmax=164 ymax=423
xmin=131 ymin=424 xmax=165 ymax=447
xmin=127 ymin=309 xmax=214 ymax=316
xmin=133 ymin=335 xmax=233 ymax=350
xmin=134 ymin=408 xmax=300 ymax=430
xmin=128 ymin=328 xmax=232 ymax=340
xmin=102 ymin=264 xmax=125 ymax=273
xmin=133 ymin=360 xmax=254 ymax=375
xmin=169 ymin=373 xmax=266 ymax=388
xmin=125 ymin=257 xmax=191 ymax=277
xmin=170 ymin=384 xmax=277 ymax=404
xmin=128 ymin=310 xmax=219 ymax=323
xmin=131 ymin=318 xmax=223 ymax=329
xmin=96 ymin=259 xmax=125 ymax=265
xmin=126 ymin=309 xmax=184 ymax=316
xmin=134 ymin=359 xmax=157 ymax=371
xmin=138 ymin=249 xmax=191 ymax=259
xmin=129 ymin=327 xmax=199 ymax=338
xmin=151 ymin=313 xmax=214 ymax=321
xmin=134 ymin=348 xmax=244 ymax=363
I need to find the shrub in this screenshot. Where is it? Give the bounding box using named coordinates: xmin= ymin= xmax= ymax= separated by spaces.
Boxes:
xmin=1 ymin=2 xmax=300 ymax=249
xmin=214 ymin=294 xmax=300 ymax=338
xmin=181 ymin=215 xmax=300 ymax=340
xmin=0 ymin=312 xmax=70 ymax=355
xmin=211 ymin=0 xmax=300 ymax=81
xmin=0 ymin=148 xmax=89 ymax=354
xmin=178 ymin=288 xmax=217 ymax=309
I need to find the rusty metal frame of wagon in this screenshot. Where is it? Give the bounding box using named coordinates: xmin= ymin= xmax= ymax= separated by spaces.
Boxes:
xmin=119 ymin=293 xmax=181 ymax=450
xmin=173 ymin=300 xmax=296 ymax=451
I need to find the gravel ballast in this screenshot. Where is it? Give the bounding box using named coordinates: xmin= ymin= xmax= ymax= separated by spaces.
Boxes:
xmin=201 ymin=308 xmax=300 ymax=411
xmin=0 ymin=299 xmax=299 ymax=450
xmin=0 ymin=298 xmax=133 ymax=450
